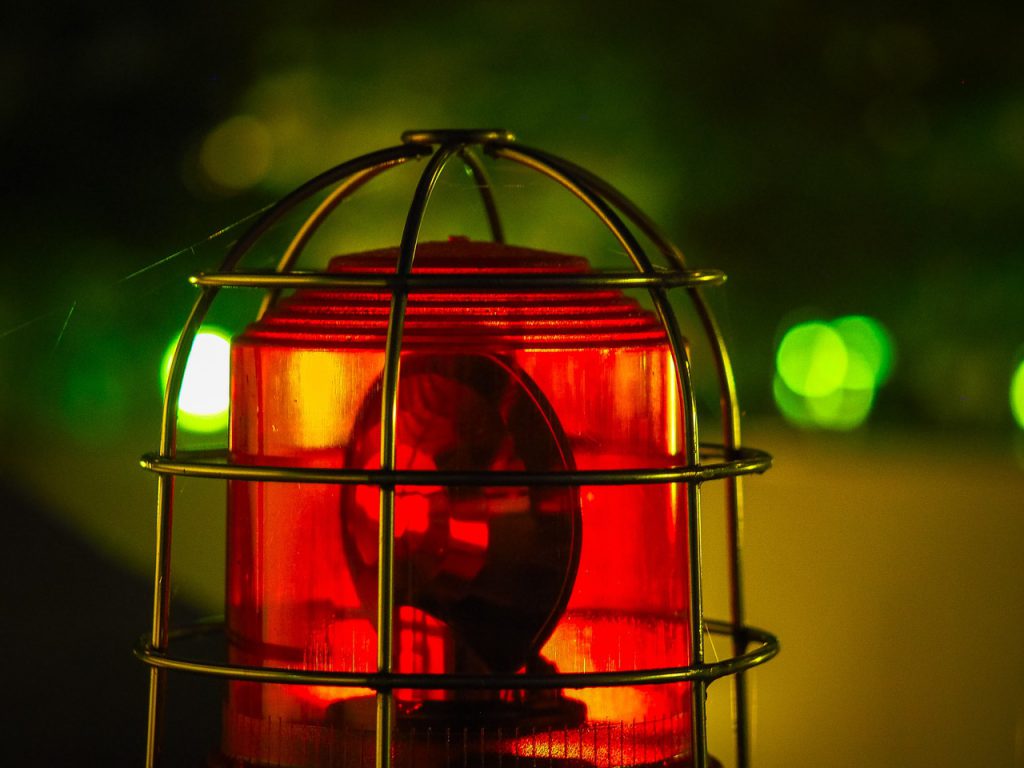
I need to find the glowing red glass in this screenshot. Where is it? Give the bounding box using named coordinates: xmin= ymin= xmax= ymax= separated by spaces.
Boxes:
xmin=224 ymin=239 xmax=692 ymax=767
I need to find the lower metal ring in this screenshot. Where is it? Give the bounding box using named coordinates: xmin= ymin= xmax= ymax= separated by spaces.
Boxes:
xmin=136 ymin=618 xmax=778 ymax=690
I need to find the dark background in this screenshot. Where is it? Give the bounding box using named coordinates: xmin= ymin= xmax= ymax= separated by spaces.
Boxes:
xmin=2 ymin=2 xmax=1022 ymax=766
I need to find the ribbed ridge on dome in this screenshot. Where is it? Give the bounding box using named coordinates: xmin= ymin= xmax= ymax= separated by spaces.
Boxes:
xmin=238 ymin=239 xmax=669 ymax=350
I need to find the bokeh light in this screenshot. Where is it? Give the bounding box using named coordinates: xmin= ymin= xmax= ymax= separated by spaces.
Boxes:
xmin=160 ymin=328 xmax=231 ymax=433
xmin=198 ymin=115 xmax=273 ymax=192
xmin=773 ymin=373 xmax=875 ymax=431
xmin=1011 ymin=358 xmax=1024 ymax=430
xmin=774 ymin=315 xmax=894 ymax=430
xmin=832 ymin=314 xmax=895 ymax=386
xmin=776 ymin=321 xmax=848 ymax=397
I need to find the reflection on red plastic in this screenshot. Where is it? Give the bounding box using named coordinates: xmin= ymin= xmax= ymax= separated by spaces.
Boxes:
xmin=224 ymin=240 xmax=692 ymax=767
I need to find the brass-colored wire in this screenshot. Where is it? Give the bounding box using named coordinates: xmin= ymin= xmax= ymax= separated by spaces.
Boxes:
xmin=518 ymin=150 xmax=756 ymax=768
xmin=141 ymin=446 xmax=771 ymax=486
xmin=141 ymin=130 xmax=775 ymax=768
xmin=375 ymin=141 xmax=464 ymax=768
xmin=135 ymin=619 xmax=779 ymax=689
xmin=191 ymin=269 xmax=726 ymax=290
xmin=256 ymin=165 xmax=392 ymax=319
xmin=145 ymin=142 xmax=428 ymax=768
xmin=489 ymin=142 xmax=710 ymax=768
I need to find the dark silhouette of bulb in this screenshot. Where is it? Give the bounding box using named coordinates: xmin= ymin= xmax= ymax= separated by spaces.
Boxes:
xmin=342 ymin=354 xmax=581 ymax=675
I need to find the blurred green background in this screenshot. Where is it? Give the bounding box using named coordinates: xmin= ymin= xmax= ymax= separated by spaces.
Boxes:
xmin=1 ymin=1 xmax=1022 ymax=766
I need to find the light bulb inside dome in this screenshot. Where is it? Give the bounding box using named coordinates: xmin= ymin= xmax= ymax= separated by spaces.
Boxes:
xmin=343 ymin=354 xmax=581 ymax=676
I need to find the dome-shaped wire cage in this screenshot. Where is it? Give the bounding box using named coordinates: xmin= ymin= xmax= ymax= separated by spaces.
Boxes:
xmin=137 ymin=129 xmax=777 ymax=768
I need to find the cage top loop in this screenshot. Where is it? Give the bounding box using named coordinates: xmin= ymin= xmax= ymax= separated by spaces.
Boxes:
xmin=402 ymin=128 xmax=515 ymax=146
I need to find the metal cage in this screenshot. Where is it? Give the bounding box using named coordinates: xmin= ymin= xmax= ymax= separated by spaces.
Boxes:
xmin=137 ymin=128 xmax=777 ymax=768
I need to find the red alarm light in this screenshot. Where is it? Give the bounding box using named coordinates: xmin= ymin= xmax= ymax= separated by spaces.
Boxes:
xmin=224 ymin=239 xmax=691 ymax=766
xmin=139 ymin=130 xmax=777 ymax=768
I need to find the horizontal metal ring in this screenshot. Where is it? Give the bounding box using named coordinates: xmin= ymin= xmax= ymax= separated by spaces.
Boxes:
xmin=135 ymin=618 xmax=778 ymax=689
xmin=140 ymin=446 xmax=772 ymax=487
xmin=188 ymin=269 xmax=727 ymax=292
xmin=401 ymin=129 xmax=516 ymax=146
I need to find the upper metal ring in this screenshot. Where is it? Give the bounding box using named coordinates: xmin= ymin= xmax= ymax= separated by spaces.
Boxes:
xmin=401 ymin=129 xmax=516 ymax=146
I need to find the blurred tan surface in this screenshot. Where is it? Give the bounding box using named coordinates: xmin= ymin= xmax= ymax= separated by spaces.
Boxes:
xmin=704 ymin=425 xmax=1024 ymax=767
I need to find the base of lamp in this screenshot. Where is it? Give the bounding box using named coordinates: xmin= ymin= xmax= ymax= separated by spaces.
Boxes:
xmin=210 ymin=753 xmax=718 ymax=768
xmin=217 ymin=695 xmax=703 ymax=768
xmin=327 ymin=693 xmax=589 ymax=731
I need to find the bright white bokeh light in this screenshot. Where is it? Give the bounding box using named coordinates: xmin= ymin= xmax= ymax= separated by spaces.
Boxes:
xmin=161 ymin=329 xmax=231 ymax=432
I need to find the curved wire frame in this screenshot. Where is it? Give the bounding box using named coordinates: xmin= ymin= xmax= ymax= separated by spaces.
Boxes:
xmin=495 ymin=144 xmax=758 ymax=763
xmin=143 ymin=130 xmax=774 ymax=768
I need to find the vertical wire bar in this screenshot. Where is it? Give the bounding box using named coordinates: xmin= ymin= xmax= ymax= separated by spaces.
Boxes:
xmin=144 ymin=144 xmax=426 ymax=768
xmin=527 ymin=155 xmax=754 ymax=768
xmin=144 ymin=482 xmax=172 ymax=768
xmin=376 ymin=143 xmax=463 ymax=768
xmin=147 ymin=284 xmax=217 ymax=768
xmin=458 ymin=148 xmax=505 ymax=243
xmin=684 ymin=304 xmax=750 ymax=767
xmin=487 ymin=143 xmax=708 ymax=768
